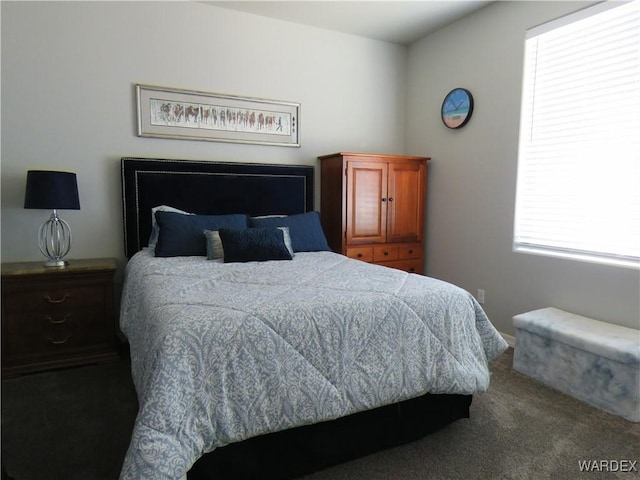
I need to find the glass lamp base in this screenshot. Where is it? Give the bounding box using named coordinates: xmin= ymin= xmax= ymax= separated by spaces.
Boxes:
xmin=38 ymin=210 xmax=73 ymax=268
xmin=43 ymin=258 xmax=69 ymax=268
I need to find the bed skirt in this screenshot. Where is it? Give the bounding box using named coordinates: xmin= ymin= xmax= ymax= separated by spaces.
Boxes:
xmin=188 ymin=393 xmax=472 ymax=479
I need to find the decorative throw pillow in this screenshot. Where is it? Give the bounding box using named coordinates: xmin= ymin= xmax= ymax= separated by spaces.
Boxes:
xmin=154 ymin=212 xmax=248 ymax=257
xmin=205 ymin=226 xmax=293 ymax=260
xmin=204 ymin=230 xmax=225 ymax=260
xmin=277 ymin=227 xmax=294 ymax=257
xmin=249 ymin=211 xmax=330 ymax=252
xmin=218 ymin=227 xmax=293 ymax=263
xmin=148 ymin=205 xmax=192 ymax=249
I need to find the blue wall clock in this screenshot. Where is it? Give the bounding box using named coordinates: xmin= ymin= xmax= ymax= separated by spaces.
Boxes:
xmin=441 ymin=88 xmax=474 ymax=129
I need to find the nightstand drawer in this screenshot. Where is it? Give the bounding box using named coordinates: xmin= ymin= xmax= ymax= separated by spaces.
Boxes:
xmin=3 ymin=282 xmax=106 ymax=314
xmin=4 ymin=308 xmax=111 ymax=360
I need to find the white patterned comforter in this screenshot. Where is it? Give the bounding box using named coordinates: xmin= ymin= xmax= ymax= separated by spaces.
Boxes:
xmin=119 ymin=250 xmax=507 ymax=479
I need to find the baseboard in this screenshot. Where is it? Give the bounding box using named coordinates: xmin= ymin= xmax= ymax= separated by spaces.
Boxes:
xmin=500 ymin=332 xmax=516 ymax=348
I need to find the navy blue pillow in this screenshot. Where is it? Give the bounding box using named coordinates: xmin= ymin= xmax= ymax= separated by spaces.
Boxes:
xmin=219 ymin=227 xmax=293 ymax=263
xmin=154 ymin=212 xmax=248 ymax=257
xmin=249 ymin=211 xmax=330 ymax=252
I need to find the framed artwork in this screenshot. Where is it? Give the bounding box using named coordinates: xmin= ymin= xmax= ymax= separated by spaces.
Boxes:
xmin=441 ymin=88 xmax=474 ymax=129
xmin=136 ymin=84 xmax=300 ymax=147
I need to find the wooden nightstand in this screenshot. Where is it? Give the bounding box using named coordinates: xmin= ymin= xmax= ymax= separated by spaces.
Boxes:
xmin=1 ymin=258 xmax=120 ymax=378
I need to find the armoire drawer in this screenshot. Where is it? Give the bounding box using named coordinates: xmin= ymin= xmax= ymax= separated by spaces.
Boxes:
xmin=373 ymin=245 xmax=399 ymax=262
xmin=377 ymin=259 xmax=424 ymax=275
xmin=346 ymin=247 xmax=374 ymax=262
xmin=398 ymin=243 xmax=422 ymax=260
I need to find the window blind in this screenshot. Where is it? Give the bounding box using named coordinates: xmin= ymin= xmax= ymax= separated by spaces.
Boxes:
xmin=514 ymin=1 xmax=640 ymax=268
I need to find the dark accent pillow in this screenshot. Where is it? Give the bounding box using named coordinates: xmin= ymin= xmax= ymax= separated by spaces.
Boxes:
xmin=148 ymin=205 xmax=192 ymax=249
xmin=249 ymin=211 xmax=330 ymax=252
xmin=218 ymin=227 xmax=293 ymax=263
xmin=154 ymin=212 xmax=248 ymax=257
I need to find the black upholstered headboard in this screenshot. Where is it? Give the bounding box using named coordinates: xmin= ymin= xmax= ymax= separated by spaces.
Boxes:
xmin=121 ymin=157 xmax=314 ymax=258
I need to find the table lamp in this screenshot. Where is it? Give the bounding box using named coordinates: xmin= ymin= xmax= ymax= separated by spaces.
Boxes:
xmin=24 ymin=170 xmax=80 ymax=267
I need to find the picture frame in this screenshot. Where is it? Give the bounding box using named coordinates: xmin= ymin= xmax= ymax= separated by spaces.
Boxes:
xmin=136 ymin=84 xmax=300 ymax=147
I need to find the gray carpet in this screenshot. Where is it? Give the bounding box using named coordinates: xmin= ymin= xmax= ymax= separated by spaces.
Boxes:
xmin=2 ymin=348 xmax=639 ymax=479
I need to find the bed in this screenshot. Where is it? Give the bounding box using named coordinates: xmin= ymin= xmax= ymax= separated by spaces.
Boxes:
xmin=119 ymin=157 xmax=508 ymax=480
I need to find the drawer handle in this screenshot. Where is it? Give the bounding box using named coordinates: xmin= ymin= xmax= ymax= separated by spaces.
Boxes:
xmin=357 ymin=253 xmax=363 ymax=258
xmin=47 ymin=335 xmax=72 ymax=345
xmin=409 ymin=267 xmax=416 ymax=272
xmin=44 ymin=314 xmax=72 ymax=324
xmin=408 ymin=249 xmax=414 ymax=254
xmin=45 ymin=293 xmax=70 ymax=304
xmin=383 ymin=251 xmax=389 ymax=256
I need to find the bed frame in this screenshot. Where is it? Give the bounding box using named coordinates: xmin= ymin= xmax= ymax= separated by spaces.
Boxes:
xmin=121 ymin=157 xmax=472 ymax=479
xmin=121 ymin=157 xmax=314 ymax=258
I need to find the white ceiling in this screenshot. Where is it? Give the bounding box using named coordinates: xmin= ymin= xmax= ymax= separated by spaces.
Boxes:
xmin=205 ymin=1 xmax=492 ymax=45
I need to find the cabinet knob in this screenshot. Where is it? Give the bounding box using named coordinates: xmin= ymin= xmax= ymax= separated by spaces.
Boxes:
xmin=408 ymin=249 xmax=413 ymax=254
xmin=383 ymin=251 xmax=389 ymax=256
xmin=45 ymin=293 xmax=70 ymax=304
xmin=388 ymin=197 xmax=394 ymax=202
xmin=357 ymin=253 xmax=363 ymax=258
xmin=409 ymin=267 xmax=416 ymax=272
xmin=381 ymin=198 xmax=387 ymax=202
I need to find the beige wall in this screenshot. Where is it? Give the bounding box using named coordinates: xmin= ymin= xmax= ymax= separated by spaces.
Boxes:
xmin=406 ymin=1 xmax=639 ymax=334
xmin=1 ymin=1 xmax=407 ymax=268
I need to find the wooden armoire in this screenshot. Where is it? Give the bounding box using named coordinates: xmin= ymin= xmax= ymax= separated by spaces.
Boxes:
xmin=319 ymin=152 xmax=429 ymax=274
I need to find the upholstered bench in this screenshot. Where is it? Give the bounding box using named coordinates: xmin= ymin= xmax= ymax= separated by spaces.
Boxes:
xmin=513 ymin=307 xmax=640 ymax=422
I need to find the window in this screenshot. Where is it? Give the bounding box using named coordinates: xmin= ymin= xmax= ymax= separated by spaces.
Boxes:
xmin=513 ymin=1 xmax=640 ymax=269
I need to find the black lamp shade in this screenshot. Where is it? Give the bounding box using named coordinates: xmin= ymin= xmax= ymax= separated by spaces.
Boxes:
xmin=24 ymin=170 xmax=80 ymax=210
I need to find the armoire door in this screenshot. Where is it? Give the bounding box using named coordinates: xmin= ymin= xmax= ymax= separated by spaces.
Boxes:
xmin=346 ymin=161 xmax=387 ymax=245
xmin=386 ymin=161 xmax=425 ymax=243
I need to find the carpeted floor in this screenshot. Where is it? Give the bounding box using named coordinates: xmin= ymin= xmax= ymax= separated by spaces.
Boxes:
xmin=1 ymin=356 xmax=137 ymax=480
xmin=2 ymin=348 xmax=639 ymax=479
